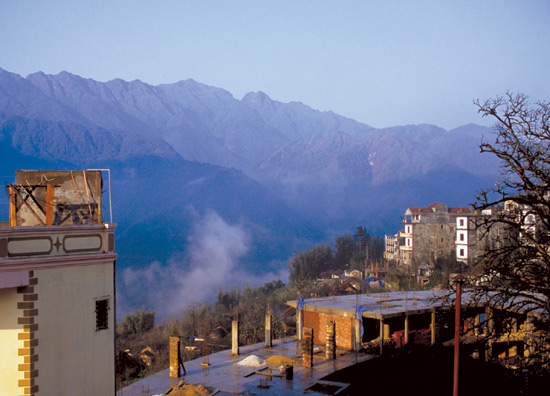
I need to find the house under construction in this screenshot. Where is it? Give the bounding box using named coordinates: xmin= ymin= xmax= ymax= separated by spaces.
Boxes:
xmin=288 ymin=290 xmax=543 ymax=362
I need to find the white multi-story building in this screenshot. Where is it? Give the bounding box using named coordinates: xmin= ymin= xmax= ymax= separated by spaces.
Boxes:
xmin=455 ymin=208 xmax=496 ymax=265
xmin=384 ymin=230 xmax=404 ymax=263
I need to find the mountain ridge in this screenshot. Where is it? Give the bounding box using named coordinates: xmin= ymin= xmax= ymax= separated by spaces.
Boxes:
xmin=0 ymin=67 xmax=501 ymax=314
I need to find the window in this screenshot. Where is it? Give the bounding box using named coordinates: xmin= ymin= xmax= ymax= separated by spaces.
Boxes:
xmin=459 ymin=219 xmax=464 ymax=227
xmin=459 ymin=233 xmax=464 ymax=241
xmin=95 ymin=298 xmax=110 ymax=331
xmin=440 ymin=224 xmax=443 ymax=229
xmin=459 ymin=249 xmax=465 ymax=257
xmin=441 ymin=237 xmax=443 ymax=243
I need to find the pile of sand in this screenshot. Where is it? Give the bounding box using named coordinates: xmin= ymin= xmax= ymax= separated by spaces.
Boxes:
xmin=265 ymin=355 xmax=299 ymax=366
xmin=236 ymin=355 xmax=265 ymax=367
xmin=165 ymin=382 xmax=212 ymax=396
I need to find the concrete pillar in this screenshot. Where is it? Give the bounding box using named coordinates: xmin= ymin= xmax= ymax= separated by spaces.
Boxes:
xmin=431 ymin=309 xmax=436 ymax=345
xmin=302 ymin=327 xmax=314 ymax=367
xmin=474 ymin=313 xmax=481 ymax=336
xmin=265 ymin=312 xmax=273 ymax=348
xmin=524 ymin=314 xmax=536 ymax=359
xmin=404 ymin=314 xmax=410 ymax=345
xmin=485 ymin=307 xmax=494 ymax=336
xmin=326 ymin=321 xmax=336 ymax=360
xmin=384 ymin=324 xmax=390 ymax=339
xmin=472 ymin=313 xmax=480 ymax=359
xmin=232 ymin=320 xmax=239 ymax=356
xmin=169 ymin=337 xmax=181 ymax=378
xmin=354 ymin=317 xmax=362 ymax=351
xmin=297 ymin=309 xmax=304 ymax=341
xmin=379 ymin=318 xmax=384 ymax=355
xmin=485 ymin=307 xmax=494 ymax=360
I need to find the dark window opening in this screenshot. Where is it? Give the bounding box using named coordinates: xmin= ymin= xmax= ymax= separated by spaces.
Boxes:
xmin=95 ymin=298 xmax=109 ymax=331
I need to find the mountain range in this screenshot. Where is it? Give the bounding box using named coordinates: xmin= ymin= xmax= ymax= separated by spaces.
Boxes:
xmin=0 ymin=67 xmax=500 ymax=314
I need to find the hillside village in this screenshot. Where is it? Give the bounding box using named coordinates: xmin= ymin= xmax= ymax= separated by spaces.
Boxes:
xmin=3 ymin=1 xmax=550 ymax=393
xmin=0 ymin=88 xmax=548 ymax=395
xmin=2 ymin=165 xmax=550 ymax=395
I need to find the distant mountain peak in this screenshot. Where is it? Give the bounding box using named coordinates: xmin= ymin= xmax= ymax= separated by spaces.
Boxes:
xmin=241 ymin=91 xmax=279 ymax=117
xmin=0 ymin=67 xmax=503 ymax=317
xmin=162 ymin=78 xmax=235 ymax=99
xmin=242 ymin=90 xmax=272 ymax=102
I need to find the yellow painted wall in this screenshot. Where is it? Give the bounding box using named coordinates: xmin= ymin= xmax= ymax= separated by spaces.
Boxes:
xmin=0 ymin=287 xmax=21 ymax=396
xmin=35 ymin=262 xmax=115 ymax=396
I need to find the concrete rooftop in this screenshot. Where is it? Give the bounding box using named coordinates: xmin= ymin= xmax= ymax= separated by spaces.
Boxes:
xmin=121 ymin=337 xmax=373 ymax=396
xmin=287 ymin=290 xmax=449 ymax=320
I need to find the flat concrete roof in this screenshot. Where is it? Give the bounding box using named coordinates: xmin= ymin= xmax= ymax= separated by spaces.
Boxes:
xmin=122 ymin=338 xmax=373 ymax=396
xmin=287 ymin=289 xmax=544 ymax=320
xmin=287 ymin=290 xmax=453 ymax=320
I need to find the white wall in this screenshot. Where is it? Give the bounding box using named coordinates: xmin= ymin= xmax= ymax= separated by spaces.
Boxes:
xmin=35 ymin=262 xmax=115 ymax=396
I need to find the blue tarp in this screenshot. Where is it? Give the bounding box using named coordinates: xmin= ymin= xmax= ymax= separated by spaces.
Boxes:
xmin=364 ymin=277 xmax=385 ymax=287
xmin=297 ymin=297 xmax=304 ymax=310
xmin=355 ymin=305 xmax=364 ymax=337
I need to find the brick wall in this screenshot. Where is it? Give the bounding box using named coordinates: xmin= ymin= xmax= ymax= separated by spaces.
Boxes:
xmin=304 ymin=311 xmax=354 ymax=350
xmin=169 ymin=337 xmax=181 ymax=378
xmin=17 ymin=271 xmax=39 ymax=396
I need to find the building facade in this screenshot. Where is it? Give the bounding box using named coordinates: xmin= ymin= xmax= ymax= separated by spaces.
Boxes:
xmin=384 ymin=231 xmax=403 ymax=263
xmin=399 ymin=203 xmax=470 ymax=269
xmin=387 ymin=202 xmax=510 ymax=269
xmin=455 ymin=208 xmax=493 ymax=265
xmin=0 ymin=170 xmax=116 ymax=396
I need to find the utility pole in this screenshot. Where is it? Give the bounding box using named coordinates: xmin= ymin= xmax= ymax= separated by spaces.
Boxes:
xmin=453 ymin=275 xmax=464 ymax=396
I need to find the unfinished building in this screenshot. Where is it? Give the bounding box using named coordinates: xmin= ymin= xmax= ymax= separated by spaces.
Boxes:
xmin=288 ymin=290 xmax=545 ymax=364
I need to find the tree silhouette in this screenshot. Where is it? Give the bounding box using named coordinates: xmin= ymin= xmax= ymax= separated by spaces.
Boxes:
xmin=471 ymin=93 xmax=550 ymax=368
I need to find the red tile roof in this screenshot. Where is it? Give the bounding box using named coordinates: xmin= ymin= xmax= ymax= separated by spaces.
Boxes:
xmin=449 ymin=207 xmax=471 ymax=213
xmin=407 ymin=203 xmax=471 ymax=214
xmin=407 ymin=207 xmax=433 ymax=213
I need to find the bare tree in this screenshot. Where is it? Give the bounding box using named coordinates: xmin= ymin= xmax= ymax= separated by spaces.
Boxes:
xmin=470 ymin=93 xmax=550 ymax=367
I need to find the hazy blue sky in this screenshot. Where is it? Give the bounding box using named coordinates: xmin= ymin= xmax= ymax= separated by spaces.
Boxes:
xmin=1 ymin=1 xmax=549 ymax=129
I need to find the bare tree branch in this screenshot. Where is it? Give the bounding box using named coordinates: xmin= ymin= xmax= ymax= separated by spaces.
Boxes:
xmin=469 ymin=93 xmax=550 ymax=368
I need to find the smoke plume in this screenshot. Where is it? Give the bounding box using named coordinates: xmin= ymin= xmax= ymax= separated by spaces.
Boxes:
xmin=119 ymin=211 xmax=288 ymax=319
